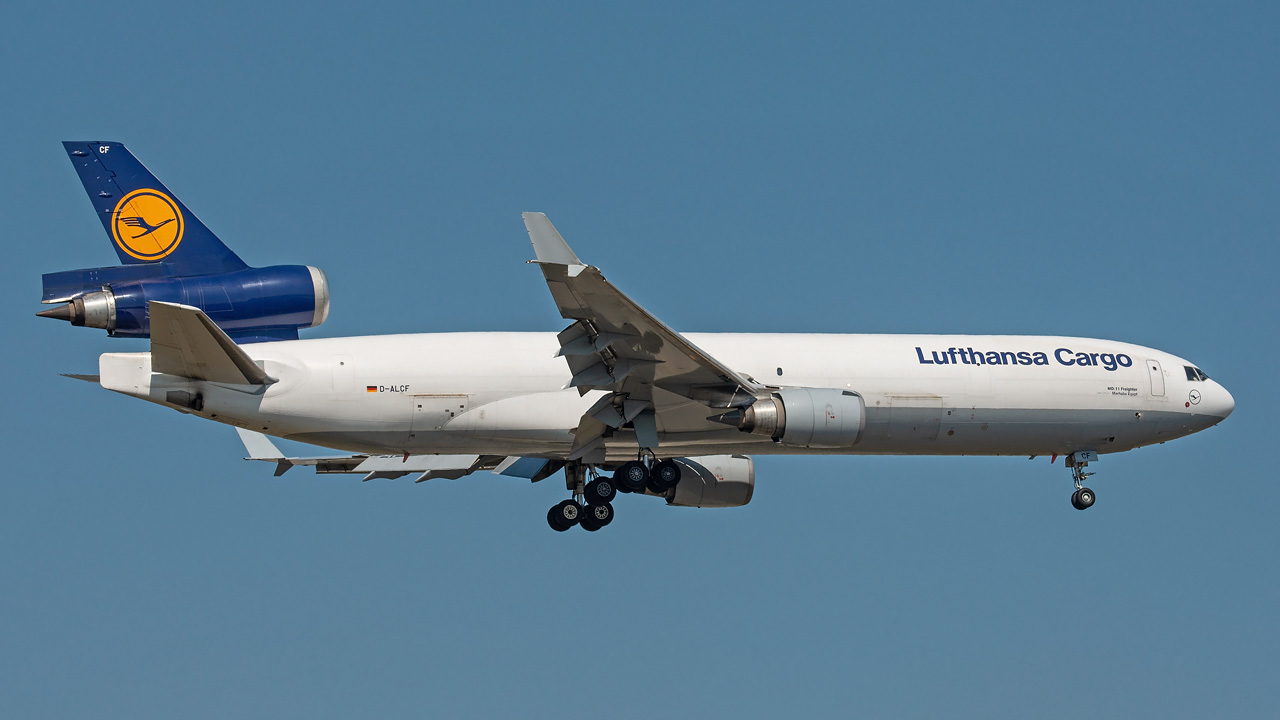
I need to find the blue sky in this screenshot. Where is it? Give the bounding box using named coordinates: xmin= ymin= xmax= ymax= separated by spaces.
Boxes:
xmin=2 ymin=2 xmax=1276 ymax=717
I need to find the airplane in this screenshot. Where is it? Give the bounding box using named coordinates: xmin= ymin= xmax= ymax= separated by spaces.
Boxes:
xmin=39 ymin=141 xmax=1235 ymax=531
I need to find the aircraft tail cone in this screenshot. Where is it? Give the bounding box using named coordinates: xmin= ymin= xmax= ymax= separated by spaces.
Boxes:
xmin=706 ymin=409 xmax=745 ymax=428
xmin=37 ymin=304 xmax=74 ymax=322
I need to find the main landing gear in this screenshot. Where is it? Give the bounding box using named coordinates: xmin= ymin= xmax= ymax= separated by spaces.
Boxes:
xmin=1066 ymin=450 xmax=1098 ymax=511
xmin=546 ymin=497 xmax=615 ymax=532
xmin=546 ymin=454 xmax=681 ymax=532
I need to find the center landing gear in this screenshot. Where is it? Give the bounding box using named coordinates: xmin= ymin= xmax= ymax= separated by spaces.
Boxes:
xmin=1066 ymin=450 xmax=1098 ymax=511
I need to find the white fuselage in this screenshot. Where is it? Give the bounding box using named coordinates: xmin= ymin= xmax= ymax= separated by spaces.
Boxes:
xmin=98 ymin=332 xmax=1234 ymax=462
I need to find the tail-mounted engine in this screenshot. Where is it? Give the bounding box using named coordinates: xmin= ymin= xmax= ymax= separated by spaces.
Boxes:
xmin=38 ymin=265 xmax=329 ymax=341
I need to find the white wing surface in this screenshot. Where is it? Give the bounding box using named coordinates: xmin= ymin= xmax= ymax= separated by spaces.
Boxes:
xmin=235 ymin=428 xmax=496 ymax=482
xmin=523 ymin=213 xmax=763 ymax=461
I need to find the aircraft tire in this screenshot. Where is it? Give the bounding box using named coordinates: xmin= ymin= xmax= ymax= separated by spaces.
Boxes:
xmin=615 ymin=461 xmax=650 ymax=492
xmin=550 ymin=499 xmax=582 ymax=529
xmin=1075 ymin=487 xmax=1096 ymax=510
xmin=547 ymin=506 xmax=571 ymax=531
xmin=651 ymin=459 xmax=681 ymax=491
xmin=586 ymin=501 xmax=614 ymax=529
xmin=585 ymin=478 xmax=616 ymax=505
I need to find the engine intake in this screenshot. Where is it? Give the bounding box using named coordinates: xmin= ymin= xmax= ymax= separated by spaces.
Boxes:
xmin=667 ymin=455 xmax=755 ymax=508
xmin=738 ymin=388 xmax=865 ymax=448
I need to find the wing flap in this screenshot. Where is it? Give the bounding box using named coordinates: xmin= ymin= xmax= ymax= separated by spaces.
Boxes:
xmin=523 ymin=213 xmax=762 ymax=451
xmin=235 ymin=429 xmax=502 ymax=482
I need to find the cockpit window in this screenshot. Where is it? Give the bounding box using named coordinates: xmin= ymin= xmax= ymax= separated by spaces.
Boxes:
xmin=1184 ymin=366 xmax=1210 ymax=381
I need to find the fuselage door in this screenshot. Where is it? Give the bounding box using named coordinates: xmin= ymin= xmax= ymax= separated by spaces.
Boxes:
xmin=410 ymin=394 xmax=470 ymax=435
xmin=1147 ymin=359 xmax=1166 ymax=397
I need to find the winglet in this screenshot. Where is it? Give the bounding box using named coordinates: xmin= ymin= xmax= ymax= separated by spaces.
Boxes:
xmin=523 ymin=212 xmax=585 ymax=269
xmin=150 ymin=301 xmax=277 ymax=385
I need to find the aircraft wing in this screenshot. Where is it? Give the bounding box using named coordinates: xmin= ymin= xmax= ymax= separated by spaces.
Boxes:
xmin=523 ymin=213 xmax=763 ymax=461
xmin=235 ymin=428 xmax=561 ymax=483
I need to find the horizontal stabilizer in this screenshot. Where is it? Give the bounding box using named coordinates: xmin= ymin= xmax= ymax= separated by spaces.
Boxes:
xmin=61 ymin=373 xmax=101 ymax=383
xmin=150 ymin=301 xmax=276 ymax=385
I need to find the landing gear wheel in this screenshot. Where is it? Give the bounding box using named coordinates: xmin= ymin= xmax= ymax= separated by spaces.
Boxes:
xmin=547 ymin=506 xmax=570 ymax=531
xmin=615 ymin=461 xmax=650 ymax=493
xmin=548 ymin=499 xmax=582 ymax=530
xmin=579 ymin=501 xmax=614 ymax=532
xmin=650 ymin=459 xmax=681 ymax=491
xmin=1071 ymin=487 xmax=1096 ymax=511
xmin=585 ymin=477 xmax=616 ymax=505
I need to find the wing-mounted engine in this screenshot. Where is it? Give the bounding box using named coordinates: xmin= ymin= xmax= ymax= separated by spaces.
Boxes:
xmin=38 ymin=265 xmax=330 ymax=341
xmin=724 ymin=388 xmax=866 ymax=448
xmin=667 ymin=455 xmax=755 ymax=508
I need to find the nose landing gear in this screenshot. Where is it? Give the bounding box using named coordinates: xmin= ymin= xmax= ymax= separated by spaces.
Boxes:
xmin=1071 ymin=487 xmax=1096 ymax=510
xmin=1066 ymin=450 xmax=1098 ymax=511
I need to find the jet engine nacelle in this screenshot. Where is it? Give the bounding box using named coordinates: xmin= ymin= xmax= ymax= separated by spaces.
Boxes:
xmin=39 ymin=265 xmax=330 ymax=340
xmin=667 ymin=455 xmax=755 ymax=508
xmin=737 ymin=388 xmax=865 ymax=448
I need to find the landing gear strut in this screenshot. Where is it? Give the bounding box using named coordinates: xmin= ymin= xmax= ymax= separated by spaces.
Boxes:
xmin=1066 ymin=451 xmax=1098 ymax=511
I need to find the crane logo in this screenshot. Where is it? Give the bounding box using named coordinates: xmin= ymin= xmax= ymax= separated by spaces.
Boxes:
xmin=111 ymin=189 xmax=184 ymax=261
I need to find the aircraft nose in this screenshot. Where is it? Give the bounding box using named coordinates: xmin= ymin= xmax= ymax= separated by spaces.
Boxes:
xmin=1213 ymin=384 xmax=1233 ymax=417
xmin=1207 ymin=382 xmax=1234 ymax=421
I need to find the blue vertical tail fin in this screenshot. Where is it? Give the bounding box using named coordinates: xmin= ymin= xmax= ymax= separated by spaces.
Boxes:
xmin=62 ymin=141 xmax=247 ymax=275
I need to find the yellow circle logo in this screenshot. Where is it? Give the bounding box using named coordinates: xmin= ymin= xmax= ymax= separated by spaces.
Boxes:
xmin=111 ymin=189 xmax=184 ymax=261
